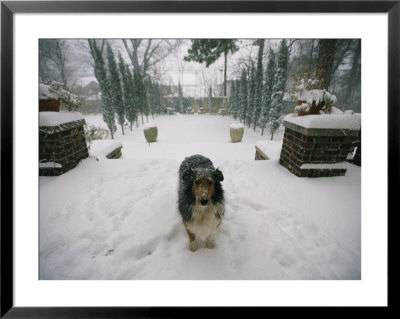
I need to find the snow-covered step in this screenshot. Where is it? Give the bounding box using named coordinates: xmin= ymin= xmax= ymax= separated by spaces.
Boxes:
xmin=89 ymin=140 xmax=123 ymax=160
xmin=255 ymin=140 xmax=283 ymax=160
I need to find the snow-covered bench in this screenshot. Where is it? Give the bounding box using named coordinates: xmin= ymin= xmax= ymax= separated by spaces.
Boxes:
xmin=89 ymin=140 xmax=123 ymax=160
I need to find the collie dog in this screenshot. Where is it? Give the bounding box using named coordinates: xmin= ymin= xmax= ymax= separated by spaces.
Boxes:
xmin=178 ymin=155 xmax=224 ymax=251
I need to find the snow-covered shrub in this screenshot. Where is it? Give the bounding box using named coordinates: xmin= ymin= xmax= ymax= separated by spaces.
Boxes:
xmin=289 ymin=69 xmax=337 ymax=116
xmin=84 ymin=124 xmax=109 ymax=146
xmin=40 ymin=81 xmax=81 ymax=111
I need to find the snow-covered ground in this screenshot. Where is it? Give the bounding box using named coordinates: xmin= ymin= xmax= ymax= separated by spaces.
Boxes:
xmin=39 ymin=114 xmax=360 ymax=280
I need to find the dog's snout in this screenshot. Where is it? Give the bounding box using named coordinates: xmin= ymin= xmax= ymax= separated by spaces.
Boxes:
xmin=200 ymin=197 xmax=208 ymax=206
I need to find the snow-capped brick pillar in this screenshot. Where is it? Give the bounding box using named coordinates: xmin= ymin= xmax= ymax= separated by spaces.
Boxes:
xmin=39 ymin=112 xmax=89 ymax=176
xmin=279 ymin=113 xmax=361 ymax=177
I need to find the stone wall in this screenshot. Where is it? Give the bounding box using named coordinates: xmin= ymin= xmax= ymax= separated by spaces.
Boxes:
xmin=39 ymin=119 xmax=89 ymax=176
xmin=279 ymin=121 xmax=360 ymax=177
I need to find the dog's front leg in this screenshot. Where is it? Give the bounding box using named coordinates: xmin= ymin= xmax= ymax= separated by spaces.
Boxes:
xmin=185 ymin=226 xmax=197 ymax=252
xmin=189 ymin=240 xmax=198 ymax=252
xmin=206 ymin=233 xmax=216 ymax=249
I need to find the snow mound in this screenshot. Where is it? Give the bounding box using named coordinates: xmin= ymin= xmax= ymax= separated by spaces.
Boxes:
xmin=230 ymin=123 xmax=244 ymax=129
xmin=283 ymin=113 xmax=361 ymax=130
xmin=331 ymin=107 xmax=344 ymax=114
xmin=39 ymin=111 xmax=83 ymax=127
xmin=143 ymin=123 xmax=157 ymax=130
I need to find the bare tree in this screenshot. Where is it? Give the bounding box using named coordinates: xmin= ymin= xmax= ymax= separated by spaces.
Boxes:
xmin=122 ymin=39 xmax=183 ymax=78
xmin=39 ymin=39 xmax=68 ymax=86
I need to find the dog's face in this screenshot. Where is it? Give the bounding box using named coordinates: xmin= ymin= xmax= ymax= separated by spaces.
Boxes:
xmin=192 ymin=174 xmax=215 ymax=207
xmin=183 ymin=168 xmax=224 ymax=207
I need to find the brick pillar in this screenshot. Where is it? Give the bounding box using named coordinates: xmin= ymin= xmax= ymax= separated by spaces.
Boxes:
xmin=279 ymin=120 xmax=360 ymax=177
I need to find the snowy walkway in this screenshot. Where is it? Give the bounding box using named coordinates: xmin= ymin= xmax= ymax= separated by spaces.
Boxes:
xmin=39 ymin=114 xmax=361 ymax=280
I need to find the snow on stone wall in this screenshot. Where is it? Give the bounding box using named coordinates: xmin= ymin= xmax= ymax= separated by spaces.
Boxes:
xmin=40 ymin=111 xmax=83 ymax=127
xmin=283 ymin=113 xmax=361 ymax=130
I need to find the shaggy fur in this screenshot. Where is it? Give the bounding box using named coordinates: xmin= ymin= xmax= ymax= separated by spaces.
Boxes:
xmin=178 ymin=155 xmax=224 ymax=251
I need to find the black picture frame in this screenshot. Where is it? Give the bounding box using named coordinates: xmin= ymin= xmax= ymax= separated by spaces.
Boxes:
xmin=1 ymin=1 xmax=396 ymax=317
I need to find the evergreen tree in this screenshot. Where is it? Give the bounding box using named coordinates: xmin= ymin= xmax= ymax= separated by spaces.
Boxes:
xmin=150 ymin=80 xmax=157 ymax=118
xmin=127 ymin=67 xmax=139 ymax=129
xmin=106 ymin=44 xmax=125 ymax=135
xmin=148 ymin=80 xmax=162 ymax=118
xmin=238 ymin=68 xmax=248 ymax=124
xmin=133 ymin=68 xmax=146 ymax=124
xmin=246 ymin=63 xmax=256 ymax=127
xmin=88 ymin=39 xmax=116 ymax=139
xmin=260 ymin=48 xmax=276 ymax=135
xmin=233 ymin=80 xmax=240 ymax=119
xmin=184 ymin=39 xmax=239 ymax=96
xmin=252 ymin=39 xmax=265 ymax=131
xmin=118 ymin=52 xmax=128 ymax=117
xmin=146 ymin=78 xmax=155 ymax=119
xmin=153 ymin=82 xmax=162 ymax=115
xmin=269 ymin=39 xmax=289 ymax=140
xmin=229 ymin=80 xmax=238 ymax=119
xmin=208 ymin=86 xmax=213 ymax=113
xmin=118 ymin=54 xmax=137 ymax=131
xmin=143 ymin=78 xmax=151 ymax=122
xmin=178 ymin=82 xmax=184 ymax=113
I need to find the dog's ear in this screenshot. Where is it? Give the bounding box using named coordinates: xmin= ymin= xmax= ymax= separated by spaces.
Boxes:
xmin=214 ymin=168 xmax=224 ymax=182
xmin=183 ymin=168 xmax=194 ymax=183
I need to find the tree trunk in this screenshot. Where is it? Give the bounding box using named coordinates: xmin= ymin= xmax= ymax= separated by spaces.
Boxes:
xmin=346 ymin=40 xmax=361 ymax=106
xmin=317 ymin=39 xmax=337 ymax=90
xmin=308 ymin=40 xmax=315 ymax=74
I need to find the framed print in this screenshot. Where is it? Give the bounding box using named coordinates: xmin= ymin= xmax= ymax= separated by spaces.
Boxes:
xmin=1 ymin=0 xmax=396 ymax=317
